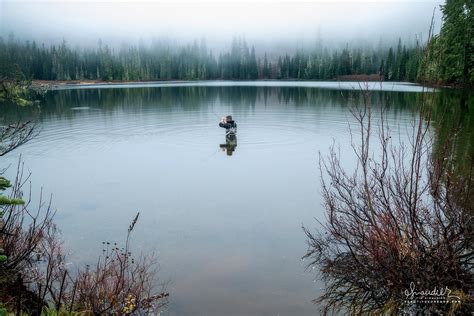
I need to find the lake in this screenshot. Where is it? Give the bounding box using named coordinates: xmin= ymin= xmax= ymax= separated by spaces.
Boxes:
xmin=4 ymin=81 xmax=464 ymax=316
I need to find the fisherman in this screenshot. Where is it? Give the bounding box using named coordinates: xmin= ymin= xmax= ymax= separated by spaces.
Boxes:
xmin=219 ymin=115 xmax=237 ymax=134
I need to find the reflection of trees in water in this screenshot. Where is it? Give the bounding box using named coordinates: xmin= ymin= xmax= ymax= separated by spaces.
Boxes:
xmin=303 ymin=90 xmax=473 ymax=315
xmin=431 ymin=90 xmax=474 ymax=217
xmin=1 ymin=86 xmax=427 ymax=122
xmin=436 ymin=94 xmax=474 ymax=301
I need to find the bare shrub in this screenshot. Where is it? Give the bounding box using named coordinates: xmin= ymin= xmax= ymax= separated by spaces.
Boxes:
xmin=0 ymin=163 xmax=168 ymax=314
xmin=303 ymin=85 xmax=473 ymax=314
xmin=0 ymin=121 xmax=38 ymax=157
xmin=0 ymin=159 xmax=56 ymax=312
xmin=1 ymin=77 xmax=167 ymax=314
xmin=0 ymin=76 xmax=41 ymax=157
xmin=70 ymin=212 xmax=169 ymax=315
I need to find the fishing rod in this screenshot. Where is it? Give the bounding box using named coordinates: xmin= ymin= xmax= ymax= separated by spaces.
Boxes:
xmin=211 ymin=104 xmax=221 ymax=119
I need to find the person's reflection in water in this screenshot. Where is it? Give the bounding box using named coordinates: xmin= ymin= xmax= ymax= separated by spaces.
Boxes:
xmin=220 ymin=133 xmax=237 ymax=156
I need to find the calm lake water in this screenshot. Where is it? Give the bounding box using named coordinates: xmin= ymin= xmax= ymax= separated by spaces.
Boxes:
xmin=4 ymin=81 xmax=460 ymax=315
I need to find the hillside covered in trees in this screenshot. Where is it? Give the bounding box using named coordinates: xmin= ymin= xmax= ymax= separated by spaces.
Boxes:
xmin=0 ymin=0 xmax=471 ymax=87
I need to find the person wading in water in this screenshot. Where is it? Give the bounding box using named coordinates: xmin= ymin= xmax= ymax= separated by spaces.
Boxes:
xmin=219 ymin=115 xmax=237 ymax=133
xmin=219 ymin=115 xmax=237 ymax=156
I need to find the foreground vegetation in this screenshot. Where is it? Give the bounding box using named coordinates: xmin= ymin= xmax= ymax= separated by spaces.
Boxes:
xmin=302 ymin=1 xmax=473 ymax=311
xmin=0 ymin=80 xmax=169 ymax=315
xmin=303 ymin=86 xmax=473 ymax=314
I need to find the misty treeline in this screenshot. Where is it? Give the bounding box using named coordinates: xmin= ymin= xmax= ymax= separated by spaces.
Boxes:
xmin=0 ymin=0 xmax=471 ymax=86
xmin=0 ymin=35 xmax=422 ymax=83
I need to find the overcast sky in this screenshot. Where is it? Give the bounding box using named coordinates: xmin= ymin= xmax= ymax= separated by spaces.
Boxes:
xmin=0 ymin=0 xmax=445 ymax=50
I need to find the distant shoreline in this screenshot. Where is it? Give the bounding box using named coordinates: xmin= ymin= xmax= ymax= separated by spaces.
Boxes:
xmin=30 ymin=75 xmax=395 ymax=90
xmin=27 ymin=80 xmax=441 ymax=94
xmin=31 ymin=76 xmax=458 ymax=91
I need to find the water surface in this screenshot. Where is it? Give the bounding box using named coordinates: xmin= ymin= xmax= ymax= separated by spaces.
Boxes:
xmin=2 ymin=82 xmax=441 ymax=315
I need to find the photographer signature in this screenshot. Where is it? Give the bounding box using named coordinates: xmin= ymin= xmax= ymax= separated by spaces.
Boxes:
xmin=404 ymin=282 xmax=460 ymax=301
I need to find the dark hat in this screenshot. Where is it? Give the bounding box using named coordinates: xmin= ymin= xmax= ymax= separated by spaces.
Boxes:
xmin=226 ymin=115 xmax=233 ymax=121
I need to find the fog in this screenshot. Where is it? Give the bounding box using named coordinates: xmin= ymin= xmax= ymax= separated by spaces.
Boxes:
xmin=1 ymin=0 xmax=444 ymax=51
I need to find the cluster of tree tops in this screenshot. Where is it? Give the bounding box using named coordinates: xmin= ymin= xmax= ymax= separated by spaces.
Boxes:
xmin=422 ymin=0 xmax=473 ymax=87
xmin=0 ymin=35 xmax=425 ymax=83
xmin=0 ymin=0 xmax=471 ymax=87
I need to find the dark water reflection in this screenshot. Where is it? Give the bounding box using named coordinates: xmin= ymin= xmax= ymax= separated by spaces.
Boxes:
xmin=1 ymin=83 xmax=449 ymax=315
xmin=220 ymin=134 xmax=237 ymax=156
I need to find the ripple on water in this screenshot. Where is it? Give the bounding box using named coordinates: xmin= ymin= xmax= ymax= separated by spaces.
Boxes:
xmin=33 ymin=116 xmax=312 ymax=156
xmin=21 ymin=101 xmax=413 ymax=156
